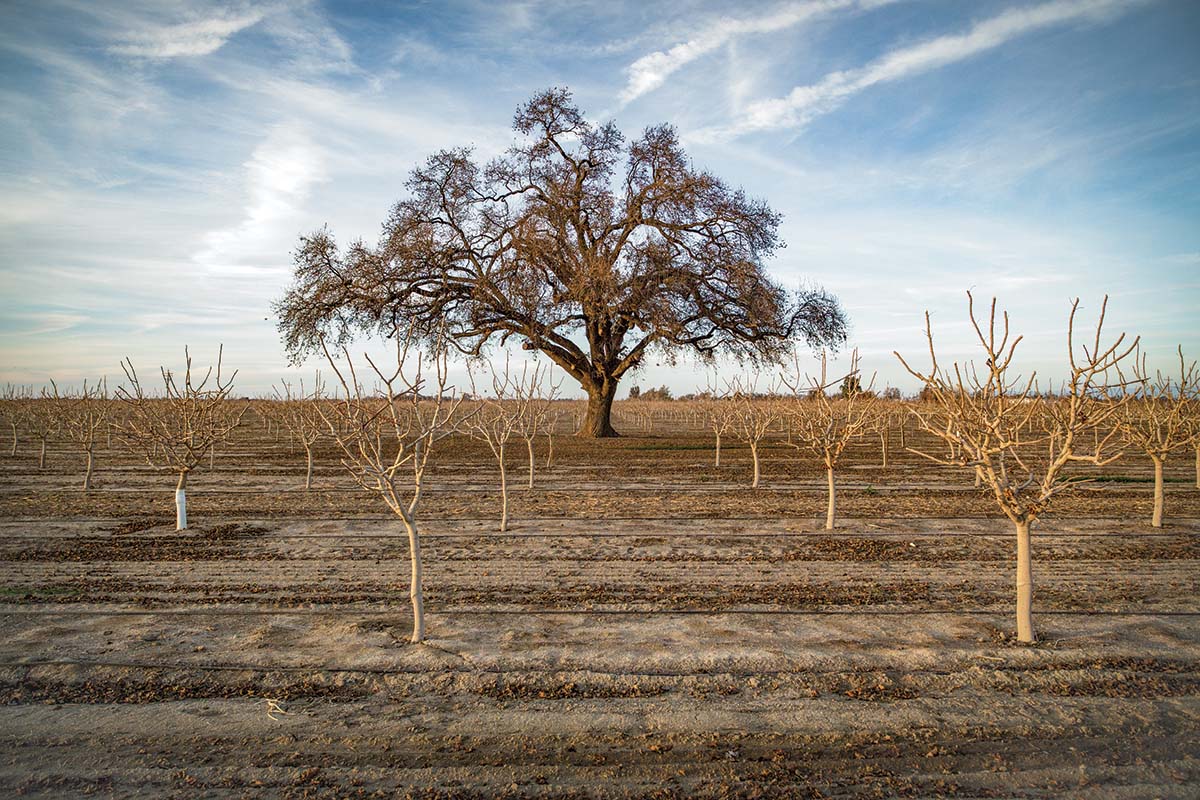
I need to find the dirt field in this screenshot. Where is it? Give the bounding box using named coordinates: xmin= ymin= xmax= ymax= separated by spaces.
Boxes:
xmin=1 ymin=411 xmax=1198 ymax=798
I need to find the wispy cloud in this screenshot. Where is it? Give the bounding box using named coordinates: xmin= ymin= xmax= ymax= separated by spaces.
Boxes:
xmin=692 ymin=0 xmax=1150 ymax=141
xmin=195 ymin=125 xmax=328 ymax=275
xmin=617 ymin=0 xmax=894 ymax=107
xmin=110 ymin=8 xmax=265 ymax=58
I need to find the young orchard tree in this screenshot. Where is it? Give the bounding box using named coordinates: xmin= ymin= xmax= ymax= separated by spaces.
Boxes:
xmin=27 ymin=392 xmax=59 ymax=469
xmin=48 ymin=379 xmax=109 ymax=491
xmin=542 ymin=407 xmax=564 ymax=470
xmin=706 ymin=399 xmax=738 ymax=468
xmin=1 ymin=385 xmax=32 ymax=457
xmin=727 ymin=375 xmax=784 ymax=489
xmin=272 ymin=374 xmax=328 ymax=491
xmin=274 ymin=88 xmax=847 ymax=438
xmin=782 ymin=350 xmax=880 ymax=530
xmin=465 ymin=359 xmax=525 ymax=531
xmin=703 ymin=377 xmax=738 ymax=467
xmin=1115 ymin=347 xmax=1199 ymax=527
xmin=1185 ymin=401 xmax=1200 ymax=489
xmin=514 ymin=361 xmax=562 ymax=489
xmin=316 ymin=329 xmax=464 ymax=643
xmin=896 ymin=294 xmax=1136 ymax=643
xmin=114 ymin=347 xmax=245 ymax=530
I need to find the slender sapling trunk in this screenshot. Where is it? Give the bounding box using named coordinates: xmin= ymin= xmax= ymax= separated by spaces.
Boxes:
xmin=403 ymin=516 xmax=425 ymax=643
xmin=1152 ymin=455 xmax=1165 ymax=528
xmin=750 ymin=441 xmax=760 ymax=488
xmin=1015 ymin=520 xmax=1035 ymax=643
xmin=175 ymin=471 xmax=188 ymax=531
xmin=526 ymin=437 xmax=535 ymax=489
xmin=825 ymin=466 xmax=836 ymax=530
xmin=498 ymin=444 xmax=508 ymax=532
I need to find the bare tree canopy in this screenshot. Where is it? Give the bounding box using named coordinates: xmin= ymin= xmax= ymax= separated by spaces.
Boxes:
xmin=275 ymin=88 xmax=847 ymax=437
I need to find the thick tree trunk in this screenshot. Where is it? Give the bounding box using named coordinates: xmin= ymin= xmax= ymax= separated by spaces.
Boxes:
xmin=83 ymin=449 xmax=94 ymax=491
xmin=38 ymin=438 xmax=46 ymax=469
xmin=544 ymin=431 xmax=554 ymax=469
xmin=714 ymin=432 xmax=722 ymax=467
xmin=304 ymin=445 xmax=314 ymax=491
xmin=578 ymin=380 xmax=619 ymax=437
xmin=825 ymin=467 xmax=837 ymax=530
xmin=175 ymin=471 xmax=188 ymax=531
xmin=750 ymin=441 xmax=760 ymax=488
xmin=879 ymin=430 xmax=888 ymax=469
xmin=1015 ymin=520 xmax=1035 ymax=643
xmin=1151 ymin=455 xmax=1165 ymax=528
xmin=403 ymin=515 xmax=425 ymax=643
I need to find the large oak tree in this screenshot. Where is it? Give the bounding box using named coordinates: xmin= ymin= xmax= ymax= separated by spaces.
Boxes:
xmin=276 ymin=88 xmax=847 ymax=436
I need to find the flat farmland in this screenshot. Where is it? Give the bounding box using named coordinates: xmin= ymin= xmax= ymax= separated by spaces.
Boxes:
xmin=1 ymin=411 xmax=1199 ymax=798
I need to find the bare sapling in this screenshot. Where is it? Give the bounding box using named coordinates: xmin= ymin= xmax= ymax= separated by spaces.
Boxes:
xmin=272 ymin=374 xmax=328 ymax=490
xmin=27 ymin=391 xmax=59 ymax=470
xmin=465 ymin=358 xmax=524 ymax=531
xmin=875 ymin=406 xmax=903 ymax=469
xmin=543 ymin=408 xmax=563 ymax=470
xmin=316 ymin=330 xmax=463 ymax=643
xmin=895 ymin=293 xmax=1136 ymax=643
xmin=1185 ymin=402 xmax=1200 ymax=489
xmin=49 ymin=379 xmax=109 ymax=490
xmin=514 ymin=362 xmax=562 ymax=489
xmin=703 ymin=377 xmax=737 ymax=467
xmin=114 ymin=346 xmax=245 ymax=530
xmin=782 ymin=349 xmax=879 ymax=530
xmin=2 ymin=385 xmax=33 ymax=457
xmin=1115 ymin=346 xmax=1199 ymax=527
xmin=315 ymin=329 xmax=463 ymax=643
xmin=727 ymin=375 xmax=784 ymax=488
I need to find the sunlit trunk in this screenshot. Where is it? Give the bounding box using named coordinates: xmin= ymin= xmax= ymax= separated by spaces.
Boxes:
xmin=38 ymin=437 xmax=46 ymax=469
xmin=83 ymin=449 xmax=94 ymax=491
xmin=304 ymin=445 xmax=314 ymax=491
xmin=526 ymin=437 xmax=535 ymax=489
xmin=1015 ymin=520 xmax=1035 ymax=643
xmin=750 ymin=441 xmax=760 ymax=488
xmin=403 ymin=515 xmax=425 ymax=643
xmin=714 ymin=432 xmax=722 ymax=467
xmin=9 ymin=422 xmax=16 ymax=456
xmin=1151 ymin=455 xmax=1165 ymax=528
xmin=825 ymin=467 xmax=836 ymax=530
xmin=578 ymin=380 xmax=619 ymax=437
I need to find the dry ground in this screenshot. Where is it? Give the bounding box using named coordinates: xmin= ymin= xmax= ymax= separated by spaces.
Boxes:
xmin=1 ymin=412 xmax=1198 ymax=798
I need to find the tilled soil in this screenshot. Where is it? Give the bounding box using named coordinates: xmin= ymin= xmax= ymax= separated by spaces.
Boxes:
xmin=1 ymin=422 xmax=1198 ymax=797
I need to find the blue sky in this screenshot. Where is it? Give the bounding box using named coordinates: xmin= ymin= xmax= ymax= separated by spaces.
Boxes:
xmin=1 ymin=0 xmax=1197 ymax=396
